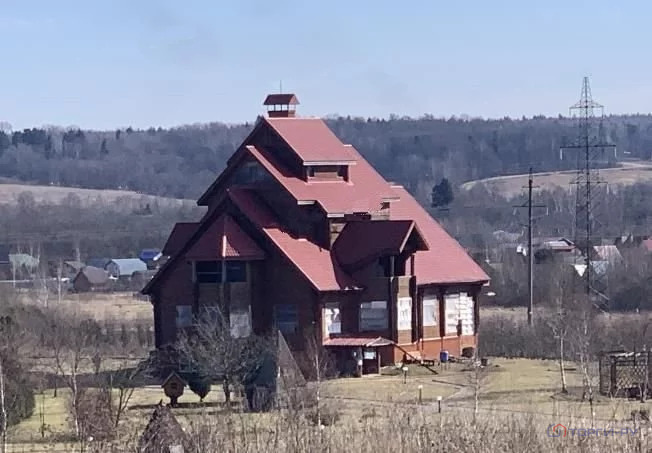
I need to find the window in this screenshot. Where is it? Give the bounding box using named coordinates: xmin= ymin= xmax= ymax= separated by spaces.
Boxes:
xmin=423 ymin=296 xmax=438 ymax=327
xmin=444 ymin=293 xmax=474 ymax=335
xmin=458 ymin=293 xmax=475 ymax=335
xmin=234 ymin=161 xmax=269 ymax=184
xmin=230 ymin=310 xmax=252 ymax=338
xmin=196 ymin=261 xmax=221 ymax=283
xmin=360 ymin=300 xmax=388 ymax=331
xmin=397 ymin=297 xmax=412 ymax=331
xmin=176 ymin=305 xmax=192 ymax=328
xmin=444 ymin=294 xmax=459 ymax=335
xmin=323 ymin=303 xmax=341 ymax=336
xmin=226 ymin=261 xmax=247 ymax=282
xmin=274 ymin=304 xmax=298 ymax=334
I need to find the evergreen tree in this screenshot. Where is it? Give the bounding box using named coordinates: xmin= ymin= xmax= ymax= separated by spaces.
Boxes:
xmin=431 ymin=178 xmax=454 ymax=207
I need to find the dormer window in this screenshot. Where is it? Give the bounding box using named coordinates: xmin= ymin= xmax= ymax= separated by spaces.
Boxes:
xmin=306 ymin=165 xmax=349 ymax=181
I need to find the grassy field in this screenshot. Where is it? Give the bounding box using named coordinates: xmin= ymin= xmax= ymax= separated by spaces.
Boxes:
xmin=0 ymin=182 xmax=192 ymax=207
xmin=6 ymin=357 xmax=649 ymax=451
xmin=460 ymin=160 xmax=652 ymax=197
xmin=17 ymin=291 xmax=152 ymax=323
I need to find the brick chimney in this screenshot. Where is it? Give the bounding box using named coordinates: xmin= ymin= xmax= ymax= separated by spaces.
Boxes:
xmin=263 ymin=94 xmax=299 ymax=118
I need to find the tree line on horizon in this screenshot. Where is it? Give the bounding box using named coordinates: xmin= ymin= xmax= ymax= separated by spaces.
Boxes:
xmin=1 ymin=113 xmax=652 ymax=202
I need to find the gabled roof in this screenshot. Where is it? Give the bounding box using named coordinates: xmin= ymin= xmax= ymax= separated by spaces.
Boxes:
xmin=185 ymin=214 xmax=265 ymax=261
xmin=9 ymin=254 xmax=38 ymax=269
xmin=87 ymin=257 xmax=111 ymax=269
xmin=263 ymin=94 xmax=299 ymax=105
xmin=264 ymin=117 xmax=357 ymax=163
xmin=162 ymin=223 xmax=199 ymax=256
xmin=228 ymin=188 xmax=359 ymax=291
xmin=246 ymin=145 xmax=395 ymax=214
xmin=334 ymin=220 xmax=428 ymax=269
xmin=389 ymin=186 xmax=489 ymax=285
xmin=593 ymin=245 xmax=623 ymax=264
xmin=153 ymin=115 xmax=488 ymax=293
xmin=108 ymin=259 xmax=147 ymax=276
xmin=74 ymin=266 xmax=109 ymax=285
xmin=64 ymin=260 xmax=85 ymax=272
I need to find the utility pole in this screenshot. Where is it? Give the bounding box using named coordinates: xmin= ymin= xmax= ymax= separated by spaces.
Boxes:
xmin=514 ymin=168 xmax=546 ymax=326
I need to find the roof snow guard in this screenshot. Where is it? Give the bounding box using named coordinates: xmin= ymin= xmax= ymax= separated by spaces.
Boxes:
xmin=264 ymin=93 xmax=299 ymax=118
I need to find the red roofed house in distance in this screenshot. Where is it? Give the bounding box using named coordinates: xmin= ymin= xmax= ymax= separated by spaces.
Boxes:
xmin=142 ymin=94 xmax=489 ymax=376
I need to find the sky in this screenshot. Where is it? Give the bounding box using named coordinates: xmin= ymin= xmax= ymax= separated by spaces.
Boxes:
xmin=1 ymin=0 xmax=651 ymax=130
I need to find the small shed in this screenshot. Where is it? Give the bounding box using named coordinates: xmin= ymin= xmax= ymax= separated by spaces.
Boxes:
xmin=138 ymin=403 xmax=188 ymax=453
xmin=106 ymin=258 xmax=147 ymax=279
xmin=62 ymin=260 xmax=85 ymax=278
xmin=72 ymin=266 xmax=110 ymax=292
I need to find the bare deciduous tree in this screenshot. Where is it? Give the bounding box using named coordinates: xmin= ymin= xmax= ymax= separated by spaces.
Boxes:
xmin=176 ymin=307 xmax=271 ymax=406
xmin=49 ymin=314 xmax=99 ymax=439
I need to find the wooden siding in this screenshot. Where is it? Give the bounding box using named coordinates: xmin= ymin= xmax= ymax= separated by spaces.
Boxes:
xmin=151 ymin=259 xmax=195 ymax=347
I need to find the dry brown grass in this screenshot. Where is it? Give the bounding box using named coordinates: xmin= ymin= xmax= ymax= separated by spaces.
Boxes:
xmin=461 ymin=161 xmax=652 ymax=197
xmin=0 ymin=182 xmax=192 ymax=207
xmin=17 ymin=291 xmax=152 ymax=323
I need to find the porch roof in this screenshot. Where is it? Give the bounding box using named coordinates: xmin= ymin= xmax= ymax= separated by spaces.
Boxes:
xmin=323 ymin=336 xmax=393 ymax=347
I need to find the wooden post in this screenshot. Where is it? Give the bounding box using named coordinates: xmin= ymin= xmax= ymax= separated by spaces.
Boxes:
xmin=610 ymin=356 xmax=616 ymax=396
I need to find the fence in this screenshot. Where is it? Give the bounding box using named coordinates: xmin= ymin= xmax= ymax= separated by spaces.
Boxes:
xmin=599 ymin=350 xmax=652 ymax=398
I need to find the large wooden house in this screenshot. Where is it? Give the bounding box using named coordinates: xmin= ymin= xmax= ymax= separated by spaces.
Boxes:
xmin=143 ymin=94 xmax=489 ymax=375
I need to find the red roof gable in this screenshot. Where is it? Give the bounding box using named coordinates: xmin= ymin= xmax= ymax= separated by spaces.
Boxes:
xmin=334 ymin=220 xmax=428 ymax=269
xmin=185 ymin=214 xmax=264 ymax=261
xmin=228 ymin=188 xmax=359 ymax=291
xmin=149 ymin=115 xmax=488 ymax=296
xmin=246 ymin=145 xmax=396 ymax=214
xmin=264 ymin=117 xmax=357 ymax=163
xmin=389 ymin=186 xmax=489 ymax=284
xmin=162 ymin=223 xmax=199 ymax=256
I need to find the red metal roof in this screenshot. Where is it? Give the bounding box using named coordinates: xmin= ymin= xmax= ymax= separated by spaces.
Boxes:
xmin=246 ymin=145 xmax=395 ymax=214
xmin=264 ymin=117 xmax=358 ymax=163
xmin=641 ymin=239 xmax=652 ymax=252
xmin=162 ymin=223 xmax=199 ymax=256
xmin=263 ymin=94 xmax=299 ymax=105
xmin=152 ymin=116 xmax=488 ymax=294
xmin=389 ymin=186 xmax=489 ymax=284
xmin=323 ymin=336 xmax=393 ymax=347
xmin=185 ymin=214 xmax=264 ymax=261
xmin=333 ymin=220 xmax=428 ymax=269
xmin=227 ymin=188 xmax=359 ymax=291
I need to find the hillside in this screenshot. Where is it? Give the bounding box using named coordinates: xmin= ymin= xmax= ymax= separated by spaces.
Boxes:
xmin=0 ymin=181 xmax=192 ymax=207
xmin=460 ymin=160 xmax=652 ymax=198
xmin=4 ymin=114 xmax=652 ymax=204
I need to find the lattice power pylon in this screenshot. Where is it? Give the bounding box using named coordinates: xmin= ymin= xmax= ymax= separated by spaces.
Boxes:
xmin=561 ymin=77 xmax=615 ymax=306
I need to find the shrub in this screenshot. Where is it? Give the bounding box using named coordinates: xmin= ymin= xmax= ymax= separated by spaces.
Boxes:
xmin=188 ymin=376 xmax=211 ymax=401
